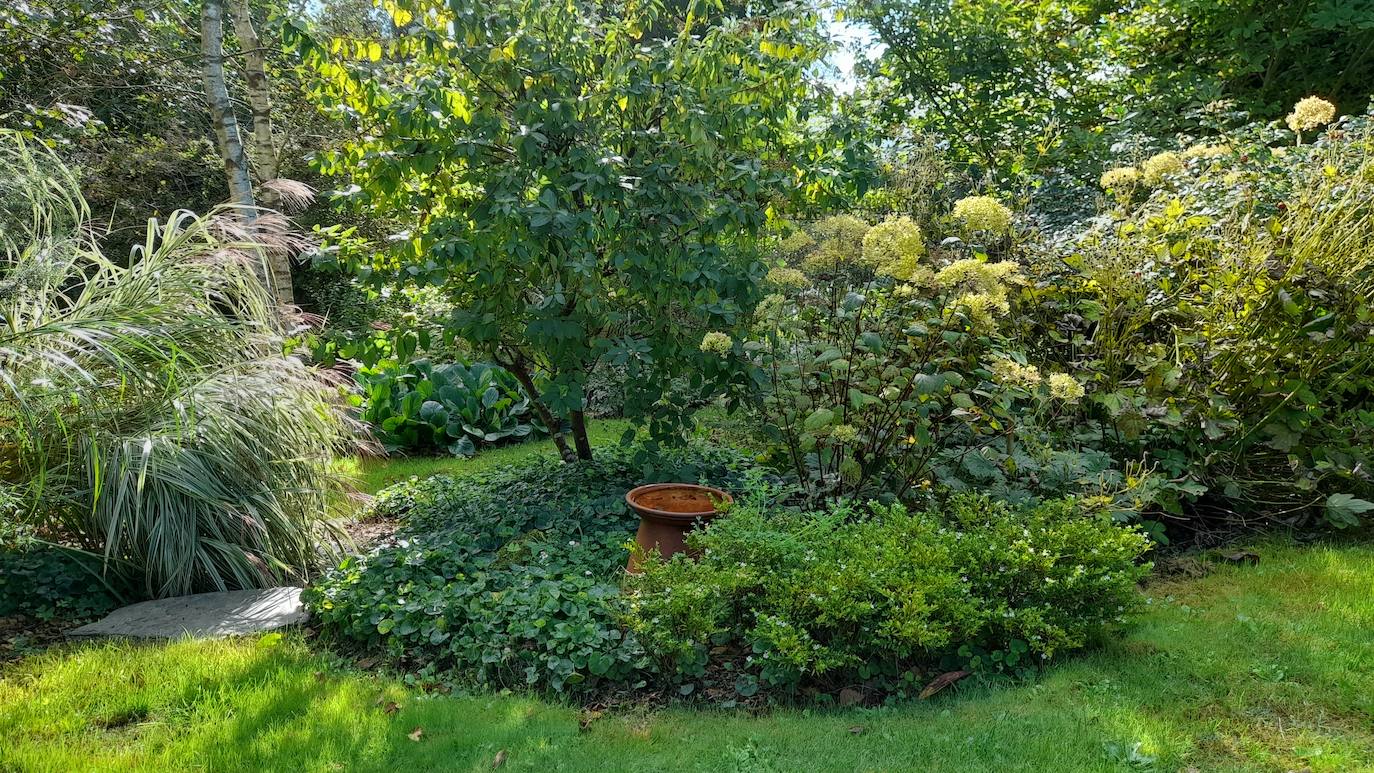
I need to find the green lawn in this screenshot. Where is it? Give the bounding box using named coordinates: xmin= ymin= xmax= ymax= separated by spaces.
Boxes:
xmin=337 ymin=408 xmax=762 ymax=495
xmin=3 ymin=541 xmax=1372 ymax=772
xmin=337 ymin=419 xmax=635 ymax=495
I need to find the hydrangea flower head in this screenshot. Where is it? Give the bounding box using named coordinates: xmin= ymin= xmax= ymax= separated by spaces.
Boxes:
xmin=1099 ymin=167 xmax=1140 ymax=190
xmin=1141 ymin=152 xmax=1184 ymax=185
xmin=862 ymin=215 xmax=926 ymax=274
xmin=699 ymin=331 xmax=733 ymax=355
xmin=1286 ymin=96 xmax=1336 ymax=134
xmin=1048 ymin=373 xmax=1086 ymax=402
xmin=991 ymin=357 xmax=1042 ymax=389
xmin=952 ymin=195 xmax=1013 ymax=235
xmin=766 ymin=265 xmax=807 ymax=292
xmin=1182 ymin=143 xmax=1230 ymax=161
xmin=831 ymin=424 xmax=859 ymax=443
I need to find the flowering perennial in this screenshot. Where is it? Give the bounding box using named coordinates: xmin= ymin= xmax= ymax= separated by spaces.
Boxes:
xmin=952 ymin=195 xmax=1013 ymax=235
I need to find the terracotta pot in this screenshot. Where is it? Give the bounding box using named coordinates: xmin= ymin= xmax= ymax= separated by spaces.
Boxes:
xmin=625 ymin=483 xmax=733 ymax=573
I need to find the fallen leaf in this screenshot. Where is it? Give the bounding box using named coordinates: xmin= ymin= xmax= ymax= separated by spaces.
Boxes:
xmin=1221 ymin=550 xmax=1259 ymax=565
xmin=919 ymin=670 xmax=970 ymax=700
xmin=382 ymin=701 xmax=400 ymax=715
xmin=578 ymin=709 xmax=603 ymax=732
xmin=408 ymin=727 xmax=423 ymax=742
xmin=838 ymin=687 xmax=863 ymax=707
xmin=492 ymin=749 xmax=508 ymax=768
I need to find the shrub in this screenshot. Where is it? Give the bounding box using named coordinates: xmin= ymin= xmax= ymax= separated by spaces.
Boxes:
xmin=305 ymin=442 xmax=761 ymax=692
xmin=358 ymin=359 xmax=535 ymax=456
xmin=749 ymin=265 xmax=1025 ymax=502
xmin=622 ymin=494 xmax=1152 ymax=692
xmin=1036 ymin=109 xmax=1374 ymax=527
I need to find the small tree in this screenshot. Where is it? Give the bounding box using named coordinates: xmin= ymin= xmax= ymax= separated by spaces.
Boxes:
xmin=291 ymin=0 xmax=866 ymax=460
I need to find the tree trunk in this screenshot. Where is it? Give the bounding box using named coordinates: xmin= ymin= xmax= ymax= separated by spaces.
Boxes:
xmin=228 ymin=0 xmax=280 ymax=192
xmin=569 ymin=409 xmax=593 ymax=461
xmin=504 ymin=356 xmax=579 ymax=464
xmin=201 ymin=0 xmax=254 ymax=211
xmin=227 ymin=0 xmax=293 ymax=306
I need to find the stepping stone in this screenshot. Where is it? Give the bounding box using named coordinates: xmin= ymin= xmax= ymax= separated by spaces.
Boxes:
xmin=68 ymin=587 xmax=308 ymax=640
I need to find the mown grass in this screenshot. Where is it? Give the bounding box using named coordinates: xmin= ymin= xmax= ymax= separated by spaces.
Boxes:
xmin=336 ymin=419 xmax=636 ymax=495
xmin=336 ymin=407 xmax=763 ymax=495
xmin=3 ymin=541 xmax=1372 ymax=772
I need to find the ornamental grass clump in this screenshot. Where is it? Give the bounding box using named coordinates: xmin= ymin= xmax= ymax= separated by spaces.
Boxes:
xmin=0 ymin=132 xmax=357 ymax=598
xmin=623 ymin=494 xmax=1152 ymax=691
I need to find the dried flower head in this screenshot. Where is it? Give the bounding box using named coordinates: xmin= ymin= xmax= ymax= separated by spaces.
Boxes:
xmin=1286 ymin=96 xmax=1336 ymax=134
xmin=952 ymin=195 xmax=1014 ymax=235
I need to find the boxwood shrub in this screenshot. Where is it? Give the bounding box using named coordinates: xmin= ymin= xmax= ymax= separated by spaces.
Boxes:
xmin=622 ymin=494 xmax=1153 ymax=692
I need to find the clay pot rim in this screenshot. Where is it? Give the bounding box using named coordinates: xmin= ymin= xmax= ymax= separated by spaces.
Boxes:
xmin=625 ymin=482 xmax=733 ymax=525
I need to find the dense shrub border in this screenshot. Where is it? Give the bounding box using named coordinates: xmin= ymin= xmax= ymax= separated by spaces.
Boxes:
xmin=307 ymin=448 xmax=1151 ymax=699
xmin=623 ymin=495 xmax=1152 ymax=694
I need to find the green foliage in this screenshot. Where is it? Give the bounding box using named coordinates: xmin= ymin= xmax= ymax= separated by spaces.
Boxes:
xmin=852 ymin=0 xmax=1374 ymax=180
xmin=305 ymin=442 xmax=760 ymax=692
xmin=623 ymin=494 xmax=1152 ymax=691
xmin=359 ymin=359 xmax=535 ymax=456
xmin=0 ymin=132 xmax=354 ymax=597
xmin=750 ymin=261 xmax=1025 ymax=501
xmin=289 ymin=0 xmax=872 ymax=456
xmin=0 ymin=547 xmax=118 ymax=621
xmin=1029 ymin=109 xmax=1374 ymax=528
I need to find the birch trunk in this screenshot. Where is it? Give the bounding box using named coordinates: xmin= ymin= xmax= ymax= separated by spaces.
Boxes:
xmin=200 ymin=0 xmax=254 ymax=211
xmin=227 ymin=0 xmax=293 ymax=304
xmin=228 ymin=0 xmax=279 ymax=193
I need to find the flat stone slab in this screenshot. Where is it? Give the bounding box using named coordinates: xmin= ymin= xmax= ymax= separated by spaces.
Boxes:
xmin=68 ymin=587 xmax=308 ymax=640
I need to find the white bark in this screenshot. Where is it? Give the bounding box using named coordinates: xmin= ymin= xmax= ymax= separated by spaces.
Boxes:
xmin=203 ymin=0 xmax=293 ymax=305
xmin=228 ymin=0 xmax=280 ymax=192
xmin=201 ymin=0 xmax=255 ymax=211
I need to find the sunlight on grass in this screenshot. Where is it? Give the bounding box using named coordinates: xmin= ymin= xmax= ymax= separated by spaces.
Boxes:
xmin=337 ymin=419 xmax=635 ymax=495
xmin=3 ymin=542 xmax=1372 ymax=771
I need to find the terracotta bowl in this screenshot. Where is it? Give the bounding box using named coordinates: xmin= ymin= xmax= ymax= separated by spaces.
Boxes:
xmin=624 ymin=483 xmax=732 ymax=573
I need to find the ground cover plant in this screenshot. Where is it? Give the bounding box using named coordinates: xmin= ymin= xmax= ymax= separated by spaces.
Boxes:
xmin=309 ymin=443 xmax=1150 ymax=699
xmin=307 ymin=442 xmax=762 ymax=692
